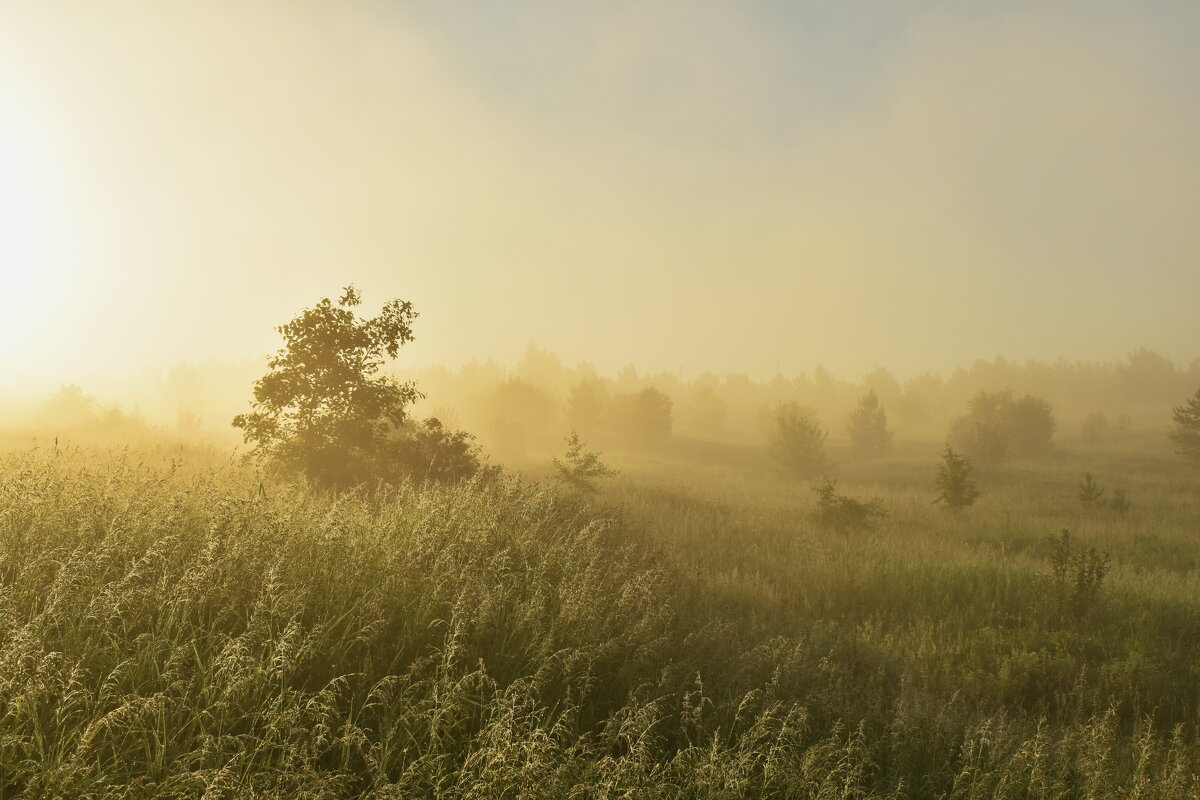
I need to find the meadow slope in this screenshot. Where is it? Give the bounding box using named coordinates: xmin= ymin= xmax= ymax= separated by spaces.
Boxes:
xmin=0 ymin=438 xmax=1198 ymax=798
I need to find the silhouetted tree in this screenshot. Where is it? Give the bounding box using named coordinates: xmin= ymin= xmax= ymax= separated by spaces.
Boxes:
xmin=612 ymin=388 xmax=673 ymax=441
xmin=1118 ymin=348 xmax=1183 ymax=403
xmin=686 ymin=384 xmax=729 ymax=438
xmin=769 ymin=403 xmax=830 ymax=479
xmin=949 ymin=391 xmax=1010 ymax=465
xmin=846 ymin=390 xmax=892 ymax=457
xmin=949 ymin=390 xmax=1054 ymax=463
xmin=1170 ymin=386 xmax=1200 ymax=465
xmin=566 ymin=379 xmax=610 ymax=435
xmin=487 ymin=378 xmax=558 ymax=455
xmin=935 ymin=445 xmax=979 ymax=510
xmin=39 ymin=384 xmax=97 ymax=427
xmin=1006 ymin=395 xmax=1056 ymax=457
xmin=233 ymin=286 xmax=485 ymax=488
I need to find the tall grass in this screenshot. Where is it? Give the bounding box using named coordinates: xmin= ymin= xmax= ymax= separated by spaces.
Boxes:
xmin=0 ymin=443 xmax=1198 ymax=797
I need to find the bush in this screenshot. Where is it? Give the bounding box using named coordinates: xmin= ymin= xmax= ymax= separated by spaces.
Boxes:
xmin=768 ymin=403 xmax=830 ymax=479
xmin=553 ymin=431 xmax=616 ymax=493
xmin=395 ymin=418 xmax=494 ymax=484
xmin=812 ymin=479 xmax=885 ymax=533
xmin=1170 ymin=386 xmax=1200 ymax=465
xmin=934 ymin=445 xmax=979 ymax=510
xmin=1045 ymin=529 xmax=1110 ymax=622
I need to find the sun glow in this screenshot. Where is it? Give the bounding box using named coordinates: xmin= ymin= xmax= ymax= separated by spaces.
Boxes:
xmin=0 ymin=77 xmax=79 ymax=377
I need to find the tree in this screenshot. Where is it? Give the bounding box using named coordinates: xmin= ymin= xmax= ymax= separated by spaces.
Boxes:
xmin=1006 ymin=395 xmax=1056 ymax=457
xmin=39 ymin=384 xmax=97 ymax=427
xmin=846 ymin=390 xmax=892 ymax=457
xmin=486 ymin=378 xmax=558 ymax=455
xmin=769 ymin=403 xmax=830 ymax=479
xmin=611 ymin=388 xmax=673 ymax=442
xmin=934 ymin=445 xmax=979 ymax=510
xmin=553 ymin=431 xmax=616 ymax=493
xmin=686 ymin=384 xmax=729 ymax=438
xmin=948 ymin=391 xmax=1010 ymax=465
xmin=948 ymin=390 xmax=1055 ymax=463
xmin=566 ymin=379 xmax=610 ymax=435
xmin=1170 ymin=387 xmax=1200 ymax=465
xmin=233 ymin=286 xmax=485 ymax=488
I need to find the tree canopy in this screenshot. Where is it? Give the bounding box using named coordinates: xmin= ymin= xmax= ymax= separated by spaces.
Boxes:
xmin=233 ymin=286 xmax=484 ymax=488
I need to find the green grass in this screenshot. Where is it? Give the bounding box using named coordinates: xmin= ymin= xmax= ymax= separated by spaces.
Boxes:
xmin=0 ymin=437 xmax=1199 ymax=797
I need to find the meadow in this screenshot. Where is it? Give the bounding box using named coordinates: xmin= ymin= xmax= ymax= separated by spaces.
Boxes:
xmin=0 ymin=429 xmax=1197 ymax=798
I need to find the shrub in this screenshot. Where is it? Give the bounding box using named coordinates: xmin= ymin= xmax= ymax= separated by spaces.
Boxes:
xmin=934 ymin=445 xmax=979 ymax=510
xmin=769 ymin=403 xmax=831 ymax=479
xmin=395 ymin=418 xmax=493 ymax=484
xmin=1170 ymin=386 xmax=1200 ymax=465
xmin=812 ymin=479 xmax=885 ymax=533
xmin=1045 ymin=529 xmax=1110 ymax=621
xmin=553 ymin=431 xmax=616 ymax=493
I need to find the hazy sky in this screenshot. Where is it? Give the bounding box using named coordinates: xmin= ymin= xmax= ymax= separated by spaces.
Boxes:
xmin=1 ymin=0 xmax=1197 ymax=386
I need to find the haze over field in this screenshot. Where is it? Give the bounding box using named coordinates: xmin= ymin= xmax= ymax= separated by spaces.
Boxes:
xmin=1 ymin=0 xmax=1198 ymax=389
xmin=8 ymin=4 xmax=1200 ymax=797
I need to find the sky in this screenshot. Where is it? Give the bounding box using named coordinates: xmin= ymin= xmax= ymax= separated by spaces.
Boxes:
xmin=0 ymin=0 xmax=1197 ymax=388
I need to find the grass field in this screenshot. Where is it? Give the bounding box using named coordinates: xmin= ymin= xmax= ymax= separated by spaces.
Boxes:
xmin=1 ymin=434 xmax=1199 ymax=798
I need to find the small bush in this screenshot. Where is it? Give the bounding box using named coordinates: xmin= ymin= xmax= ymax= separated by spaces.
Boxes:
xmin=934 ymin=445 xmax=980 ymax=510
xmin=553 ymin=431 xmax=616 ymax=493
xmin=812 ymin=479 xmax=885 ymax=533
xmin=1045 ymin=529 xmax=1110 ymax=622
